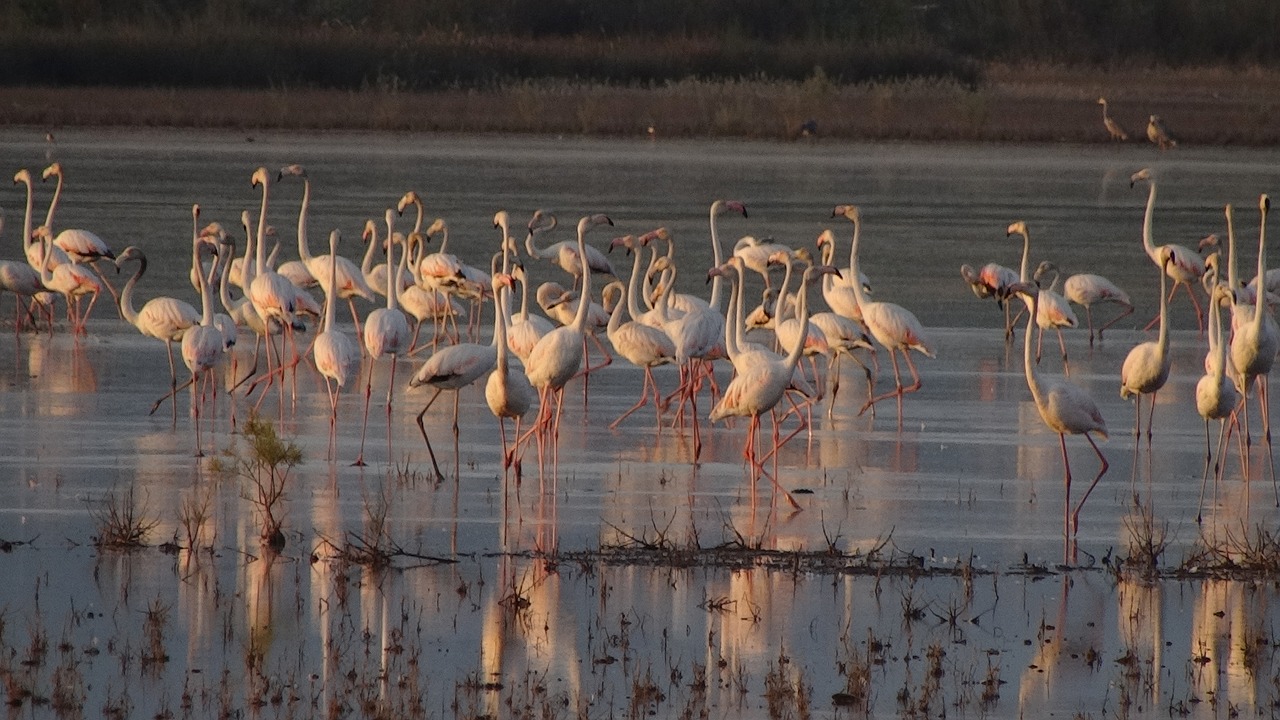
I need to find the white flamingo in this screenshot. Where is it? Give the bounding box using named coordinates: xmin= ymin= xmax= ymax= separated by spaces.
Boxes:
xmin=181 ymin=205 xmax=226 ymax=458
xmin=1196 ymin=262 xmax=1241 ymax=521
xmin=311 ymin=229 xmax=361 ymax=462
xmin=33 ymin=226 xmax=100 ymax=334
xmin=277 ymin=164 xmax=376 ymax=339
xmin=525 ymin=209 xmax=617 ymax=289
xmin=1120 ymin=249 xmax=1173 ymax=458
xmin=354 ymin=209 xmax=412 ymax=467
xmin=1131 ymin=167 xmax=1206 ymax=332
xmin=603 ymin=279 xmax=676 ymax=431
xmin=1010 ymin=281 xmax=1109 ymax=554
xmin=1063 ymin=271 xmax=1133 ymax=345
xmin=519 ymin=213 xmax=613 ymax=459
xmin=486 ymin=275 xmax=536 ymax=474
xmin=409 ymin=274 xmax=509 ymax=481
xmin=834 ymin=204 xmax=934 ymax=417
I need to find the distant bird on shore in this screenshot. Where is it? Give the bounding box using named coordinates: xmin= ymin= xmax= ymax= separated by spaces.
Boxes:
xmin=1147 ymin=115 xmax=1177 ymax=151
xmin=1096 ymin=98 xmax=1129 ymax=141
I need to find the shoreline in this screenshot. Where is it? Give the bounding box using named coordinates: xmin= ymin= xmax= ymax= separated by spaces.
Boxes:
xmin=3 ymin=65 xmax=1279 ymax=145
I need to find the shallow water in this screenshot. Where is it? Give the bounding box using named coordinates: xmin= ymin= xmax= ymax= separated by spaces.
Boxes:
xmin=1 ymin=129 xmax=1279 ymax=718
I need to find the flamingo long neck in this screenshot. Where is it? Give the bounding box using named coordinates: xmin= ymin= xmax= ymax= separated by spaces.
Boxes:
xmin=17 ymin=174 xmax=35 ymax=262
xmin=1226 ymin=206 xmax=1240 ymax=291
xmin=240 ymin=216 xmax=258 ymax=289
xmin=324 ymin=233 xmax=340 ymax=333
xmin=607 ymin=285 xmax=626 ymax=337
xmin=218 ymin=246 xmax=240 ymax=316
xmin=296 ymin=177 xmax=313 ymax=263
xmin=625 ymin=242 xmax=646 ymax=322
xmin=360 ymin=229 xmax=379 ymax=279
xmin=1141 ymin=179 xmax=1158 ymax=261
xmin=386 ymin=216 xmax=401 ymax=313
xmin=570 ymin=224 xmax=593 ymax=332
xmin=1254 ymin=199 xmax=1270 ymax=332
xmin=255 ymin=177 xmax=270 ymax=275
xmin=517 ymin=271 xmax=532 ymax=322
xmin=731 ymin=261 xmax=750 ymax=355
xmin=783 ymin=272 xmax=810 ymax=370
xmin=819 ymin=239 xmax=838 ymax=295
xmin=1209 ymin=285 xmax=1227 ymax=378
xmin=1022 ymin=291 xmax=1047 ymax=408
xmin=848 ymin=216 xmax=872 ymax=311
xmin=525 ymin=222 xmax=549 ymax=260
xmin=119 ymin=254 xmax=145 ymax=327
xmin=773 ymin=259 xmax=793 ymax=321
xmin=495 ymin=284 xmax=511 ymax=371
xmin=1017 ymin=229 xmax=1031 ymax=283
xmin=708 ymin=203 xmax=726 ymax=310
xmin=43 ymin=168 xmax=62 ymax=230
xmin=1156 ymin=257 xmax=1170 ymax=355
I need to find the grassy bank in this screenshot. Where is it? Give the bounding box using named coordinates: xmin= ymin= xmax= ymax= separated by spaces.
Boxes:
xmin=4 ymin=64 xmax=1279 ymax=144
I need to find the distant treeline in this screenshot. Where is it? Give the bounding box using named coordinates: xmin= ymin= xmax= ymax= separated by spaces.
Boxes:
xmin=1 ymin=0 xmax=1276 ymax=90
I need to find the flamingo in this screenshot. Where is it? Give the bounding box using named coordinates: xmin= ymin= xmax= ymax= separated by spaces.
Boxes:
xmin=420 ymin=216 xmax=492 ymax=339
xmin=1120 ymin=249 xmax=1173 ymax=458
xmin=709 ymin=263 xmax=838 ymax=509
xmin=360 ymin=218 xmax=412 ymax=301
xmin=181 ymin=206 xmax=226 ymax=458
xmin=311 ymin=229 xmax=361 ymax=462
xmin=1228 ymin=195 xmax=1278 ymax=496
xmin=1030 ymin=261 xmax=1080 ymax=368
xmin=115 ymin=238 xmax=202 ymax=421
xmin=1010 ymin=280 xmax=1109 ymax=555
xmin=732 ymin=235 xmax=791 ymax=289
xmin=1196 ymin=265 xmax=1241 ymax=522
xmin=246 ymin=167 xmax=305 ymax=406
xmin=770 ymin=248 xmax=831 ymax=402
xmin=1063 ymin=271 xmax=1133 ymax=345
xmin=39 ymin=162 xmax=119 ymax=305
xmin=960 ymin=262 xmax=1020 ymax=338
xmin=13 ymin=169 xmax=71 ymax=271
xmin=525 ymin=209 xmax=616 ymax=290
xmin=819 ymin=229 xmax=871 ymax=325
xmin=399 ymin=232 xmax=463 ymax=352
xmin=277 ymin=164 xmax=376 ymax=340
xmin=1130 ymin=167 xmax=1205 ymax=332
xmin=834 ymin=204 xmax=934 ymax=417
xmin=408 ymin=272 xmax=510 ymax=482
xmin=354 ymin=209 xmax=413 ymax=467
xmin=506 ymin=260 xmax=554 ymax=364
xmin=519 ymin=214 xmax=613 ymax=458
xmin=0 ymin=214 xmax=47 ymax=332
xmin=33 ymin=226 xmax=100 ymax=334
xmin=486 ymin=275 xmax=536 ymax=474
xmin=1147 ymin=115 xmax=1176 ymax=150
xmin=602 ymin=280 xmax=677 ymax=430
xmin=1097 ymin=98 xmax=1129 ymax=141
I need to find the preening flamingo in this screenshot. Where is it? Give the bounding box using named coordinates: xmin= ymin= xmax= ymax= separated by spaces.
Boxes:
xmin=1131 ymin=167 xmax=1205 ymax=331
xmin=732 ymin=235 xmax=791 ymax=289
xmin=961 ymin=261 xmax=1021 ymax=339
xmin=834 ymin=204 xmax=934 ymax=417
xmin=311 ymin=229 xmax=361 ymax=462
xmin=1011 ymin=281 xmax=1109 ymax=554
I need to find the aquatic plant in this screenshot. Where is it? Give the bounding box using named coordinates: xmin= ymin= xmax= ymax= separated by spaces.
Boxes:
xmin=209 ymin=414 xmax=301 ymax=551
xmin=88 ymin=486 xmax=158 ymax=550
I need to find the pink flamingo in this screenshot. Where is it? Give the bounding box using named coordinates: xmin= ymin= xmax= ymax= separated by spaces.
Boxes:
xmin=833 ymin=204 xmax=934 ymax=417
xmin=1131 ymin=168 xmax=1206 ymax=332
xmin=311 ymin=229 xmax=361 ymax=462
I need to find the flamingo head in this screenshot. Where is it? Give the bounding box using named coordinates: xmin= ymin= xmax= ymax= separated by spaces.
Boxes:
xmin=13 ymin=168 xmax=32 ymax=186
xmin=609 ymin=234 xmax=637 ymax=254
xmin=1198 ymin=233 xmax=1220 ymax=251
xmin=40 ymin=162 xmax=62 ymax=181
xmin=766 ymin=249 xmax=793 ymax=267
xmin=639 ymin=227 xmax=670 ymax=247
xmin=715 ymin=199 xmax=748 ymax=218
xmin=114 ymin=245 xmax=145 ymax=268
xmin=528 ymin=209 xmax=556 ymax=234
xmin=832 ymin=204 xmax=859 ymax=222
xmin=1129 ymin=167 xmax=1153 ymax=187
xmin=493 ymin=209 xmax=509 ymax=231
xmin=815 ymin=229 xmax=836 ymax=250
xmin=361 ymin=219 xmax=378 ymax=244
xmin=1005 ymin=220 xmax=1027 ymax=238
xmin=425 ymin=218 xmax=446 ymax=238
xmin=1032 ymin=260 xmax=1057 ymax=282
xmin=277 ymin=164 xmax=305 ymax=182
xmin=1262 ymin=194 xmax=1272 ymax=214
xmin=251 ymin=166 xmax=269 ymax=188
xmin=491 ymin=273 xmax=515 ymax=293
xmin=397 ymin=191 xmax=419 ymax=215
xmin=578 ymin=213 xmax=614 ymax=236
